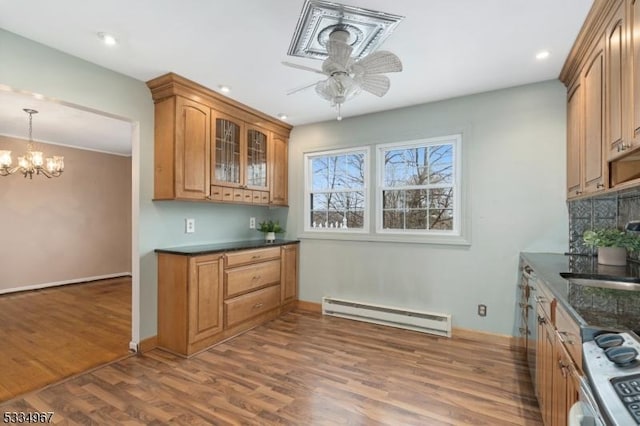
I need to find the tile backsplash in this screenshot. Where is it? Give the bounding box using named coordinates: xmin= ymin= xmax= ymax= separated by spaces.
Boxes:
xmin=568 ymin=186 xmax=640 ymax=258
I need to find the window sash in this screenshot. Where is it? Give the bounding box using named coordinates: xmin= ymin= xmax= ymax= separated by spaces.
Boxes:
xmin=304 ymin=147 xmax=369 ymax=232
xmin=376 ymin=136 xmax=461 ymax=235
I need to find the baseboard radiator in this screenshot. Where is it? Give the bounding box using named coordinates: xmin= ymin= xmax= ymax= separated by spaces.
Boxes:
xmin=322 ymin=297 xmax=452 ymax=338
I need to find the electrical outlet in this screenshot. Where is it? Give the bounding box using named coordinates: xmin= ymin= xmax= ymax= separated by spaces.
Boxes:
xmin=249 ymin=217 xmax=256 ymax=229
xmin=477 ymin=304 xmax=487 ymax=317
xmin=185 ymin=218 xmax=195 ymax=233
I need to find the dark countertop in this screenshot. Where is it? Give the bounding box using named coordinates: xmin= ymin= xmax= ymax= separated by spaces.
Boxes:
xmin=521 ymin=252 xmax=640 ymax=332
xmin=155 ymin=239 xmax=300 ymax=256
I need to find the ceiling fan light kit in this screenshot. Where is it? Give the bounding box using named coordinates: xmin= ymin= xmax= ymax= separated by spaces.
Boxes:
xmin=285 ymin=0 xmax=404 ymax=120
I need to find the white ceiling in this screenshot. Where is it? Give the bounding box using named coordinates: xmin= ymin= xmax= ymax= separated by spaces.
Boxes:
xmin=0 ymin=0 xmax=594 ymax=155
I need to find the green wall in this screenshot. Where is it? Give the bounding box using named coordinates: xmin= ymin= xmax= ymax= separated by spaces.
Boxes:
xmin=0 ymin=29 xmax=277 ymax=340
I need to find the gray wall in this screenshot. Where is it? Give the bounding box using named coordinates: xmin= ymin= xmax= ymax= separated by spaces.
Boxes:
xmin=287 ymin=80 xmax=569 ymax=335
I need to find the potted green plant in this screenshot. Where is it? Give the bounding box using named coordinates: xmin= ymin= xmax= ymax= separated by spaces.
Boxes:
xmin=583 ymin=228 xmax=640 ymax=266
xmin=257 ymin=220 xmax=285 ymax=243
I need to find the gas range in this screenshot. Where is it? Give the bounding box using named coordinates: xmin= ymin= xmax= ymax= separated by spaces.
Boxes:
xmin=583 ymin=329 xmax=640 ymax=425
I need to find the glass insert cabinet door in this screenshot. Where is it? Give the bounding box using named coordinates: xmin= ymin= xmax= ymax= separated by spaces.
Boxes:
xmin=214 ymin=116 xmax=242 ymax=186
xmin=246 ymin=127 xmax=268 ymax=189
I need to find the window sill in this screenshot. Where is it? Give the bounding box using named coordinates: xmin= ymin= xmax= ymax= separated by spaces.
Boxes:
xmin=297 ymin=231 xmax=471 ymax=246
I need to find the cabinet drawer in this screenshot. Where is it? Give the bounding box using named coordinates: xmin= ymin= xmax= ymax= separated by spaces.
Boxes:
xmin=225 ymin=247 xmax=280 ymax=267
xmin=556 ymin=303 xmax=582 ymax=369
xmin=225 ymin=259 xmax=280 ymax=297
xmin=210 ymin=185 xmax=223 ymax=201
xmin=232 ymin=188 xmax=245 ymax=202
xmin=225 ymin=285 xmax=280 ymax=327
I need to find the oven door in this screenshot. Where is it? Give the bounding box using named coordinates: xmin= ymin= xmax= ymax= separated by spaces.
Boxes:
xmin=569 ymin=376 xmax=605 ymax=426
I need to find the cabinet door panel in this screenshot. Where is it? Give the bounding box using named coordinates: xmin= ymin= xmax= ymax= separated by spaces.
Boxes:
xmin=567 ymin=83 xmax=583 ymax=198
xmin=246 ymin=126 xmax=268 ymax=189
xmin=176 ymin=97 xmax=210 ymax=199
xmin=213 ymin=113 xmax=243 ymax=187
xmin=281 ymin=245 xmax=298 ymax=304
xmin=188 ymin=255 xmax=223 ymax=342
xmin=583 ymin=40 xmax=606 ymax=193
xmin=607 ymin=12 xmax=625 ymax=153
xmin=270 ymin=134 xmax=288 ymax=205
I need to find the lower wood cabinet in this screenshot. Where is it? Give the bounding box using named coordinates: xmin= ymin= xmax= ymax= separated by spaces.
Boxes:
xmin=533 ymin=280 xmax=583 ymax=426
xmin=157 ymin=243 xmax=299 ymax=356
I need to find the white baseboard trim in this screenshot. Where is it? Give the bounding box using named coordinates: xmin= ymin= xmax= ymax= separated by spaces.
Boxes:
xmin=0 ymin=272 xmax=132 ymax=295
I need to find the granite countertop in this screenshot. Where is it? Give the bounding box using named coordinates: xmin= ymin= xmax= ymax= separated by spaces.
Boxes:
xmin=521 ymin=252 xmax=640 ymax=332
xmin=155 ymin=239 xmax=300 ymax=256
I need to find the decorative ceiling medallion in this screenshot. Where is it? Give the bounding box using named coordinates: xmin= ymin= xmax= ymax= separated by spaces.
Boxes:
xmin=288 ymin=0 xmax=404 ymax=61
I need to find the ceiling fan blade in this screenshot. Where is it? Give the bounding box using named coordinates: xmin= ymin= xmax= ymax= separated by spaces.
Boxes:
xmin=286 ymin=80 xmax=322 ymax=95
xmin=358 ymin=74 xmax=390 ymax=97
xmin=352 ymin=51 xmax=403 ymax=75
xmin=281 ymin=61 xmax=326 ymax=75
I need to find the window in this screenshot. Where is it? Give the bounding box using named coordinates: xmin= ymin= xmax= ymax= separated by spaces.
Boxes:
xmin=301 ymin=134 xmax=466 ymax=244
xmin=304 ymin=147 xmax=369 ymax=232
xmin=377 ymin=135 xmax=461 ymax=235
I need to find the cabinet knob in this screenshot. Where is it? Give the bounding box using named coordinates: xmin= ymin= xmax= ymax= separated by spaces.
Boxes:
xmin=253 ymin=302 xmax=264 ymax=309
xmin=575 ymin=190 xmax=582 ymax=195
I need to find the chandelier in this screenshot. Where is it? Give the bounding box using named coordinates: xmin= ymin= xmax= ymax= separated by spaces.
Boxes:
xmin=0 ymin=108 xmax=64 ymax=179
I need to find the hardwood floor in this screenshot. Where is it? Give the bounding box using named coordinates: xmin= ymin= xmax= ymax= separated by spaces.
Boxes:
xmin=0 ymin=277 xmax=131 ymax=402
xmin=0 ymin=311 xmax=542 ymax=425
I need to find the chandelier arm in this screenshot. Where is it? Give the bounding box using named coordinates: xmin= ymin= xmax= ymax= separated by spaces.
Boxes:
xmin=37 ymin=168 xmax=53 ymax=178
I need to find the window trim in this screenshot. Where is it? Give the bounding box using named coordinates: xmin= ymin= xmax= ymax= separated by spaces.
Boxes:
xmin=375 ymin=135 xmax=462 ymax=237
xmin=302 ymin=146 xmax=370 ymax=234
xmin=298 ymin=133 xmax=470 ymax=246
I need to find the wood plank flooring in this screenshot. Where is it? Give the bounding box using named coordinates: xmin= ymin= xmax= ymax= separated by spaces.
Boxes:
xmin=0 ymin=278 xmax=131 ymax=402
xmin=1 ymin=311 xmax=542 ymax=425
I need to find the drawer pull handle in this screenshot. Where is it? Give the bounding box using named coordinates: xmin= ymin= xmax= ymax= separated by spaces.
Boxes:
xmin=253 ymin=302 xmax=263 ymax=309
xmin=558 ymin=331 xmax=574 ymax=345
xmin=251 ymin=255 xmax=261 ymax=259
xmin=252 ymin=275 xmax=261 ymax=281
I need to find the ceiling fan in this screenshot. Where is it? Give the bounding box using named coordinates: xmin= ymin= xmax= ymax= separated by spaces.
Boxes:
xmin=283 ymin=28 xmax=402 ymax=120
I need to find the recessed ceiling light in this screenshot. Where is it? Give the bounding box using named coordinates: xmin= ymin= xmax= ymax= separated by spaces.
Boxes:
xmin=536 ymin=50 xmax=550 ymax=60
xmin=219 ymin=85 xmax=231 ymax=93
xmin=277 ymin=113 xmax=288 ymax=120
xmin=97 ymin=32 xmax=118 ymax=46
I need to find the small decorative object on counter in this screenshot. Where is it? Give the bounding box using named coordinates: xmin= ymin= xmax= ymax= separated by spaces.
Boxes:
xmin=257 ymin=220 xmax=285 ymax=243
xmin=583 ymin=228 xmax=640 ymax=266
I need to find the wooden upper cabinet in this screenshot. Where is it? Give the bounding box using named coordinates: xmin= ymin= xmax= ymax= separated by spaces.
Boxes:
xmin=153 ymin=96 xmax=211 ymax=200
xmin=147 ymin=73 xmax=291 ymax=204
xmin=606 ymin=3 xmax=627 ymax=160
xmin=583 ymin=36 xmax=607 ymax=194
xmin=270 ymin=134 xmax=288 ymax=206
xmin=567 ymin=82 xmax=583 ymax=198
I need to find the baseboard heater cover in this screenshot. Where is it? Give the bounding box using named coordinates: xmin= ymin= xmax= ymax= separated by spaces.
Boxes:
xmin=322 ymin=297 xmax=452 ymax=338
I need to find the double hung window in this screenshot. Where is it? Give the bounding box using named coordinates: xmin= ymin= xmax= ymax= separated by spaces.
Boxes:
xmin=303 ymin=134 xmax=462 ymax=241
xmin=304 ymin=148 xmax=369 ymax=232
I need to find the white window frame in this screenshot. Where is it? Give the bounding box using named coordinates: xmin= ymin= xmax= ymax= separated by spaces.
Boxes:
xmin=303 ymin=146 xmax=370 ymax=234
xmin=375 ymin=135 xmax=462 ymax=237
